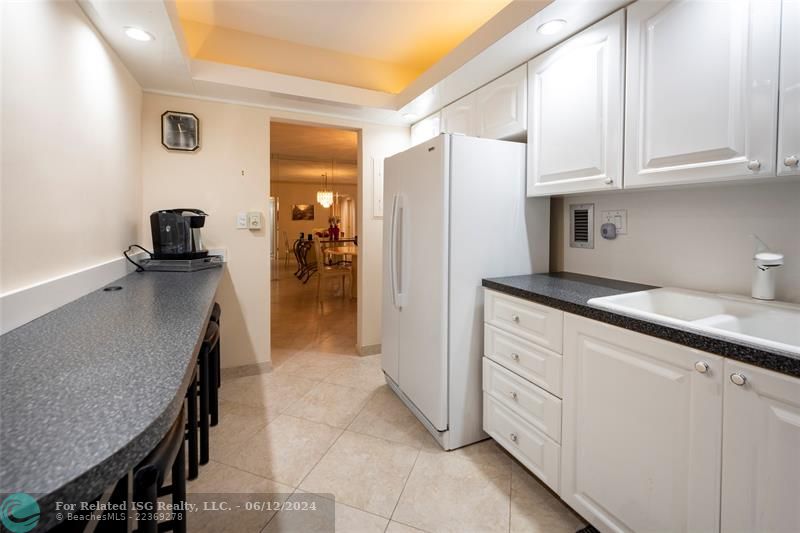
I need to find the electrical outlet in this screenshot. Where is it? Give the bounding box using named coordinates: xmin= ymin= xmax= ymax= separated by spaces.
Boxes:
xmin=247 ymin=211 xmax=262 ymax=230
xmin=236 ymin=213 xmax=247 ymax=229
xmin=601 ymin=210 xmax=627 ymax=235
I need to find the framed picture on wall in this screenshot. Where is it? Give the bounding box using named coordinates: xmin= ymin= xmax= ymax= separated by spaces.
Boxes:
xmin=292 ymin=204 xmax=315 ymax=220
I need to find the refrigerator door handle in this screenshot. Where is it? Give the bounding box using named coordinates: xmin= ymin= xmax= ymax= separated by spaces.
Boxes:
xmin=389 ymin=193 xmax=400 ymax=309
xmin=395 ymin=194 xmax=407 ymax=309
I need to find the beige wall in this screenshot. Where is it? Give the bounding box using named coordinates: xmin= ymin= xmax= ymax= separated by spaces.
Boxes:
xmin=272 ymin=181 xmax=357 ymax=242
xmin=551 ymin=181 xmax=800 ymax=303
xmin=141 ymin=93 xmax=271 ymax=369
xmin=1 ymin=0 xmax=142 ymax=292
xmin=141 ymin=93 xmax=409 ymax=367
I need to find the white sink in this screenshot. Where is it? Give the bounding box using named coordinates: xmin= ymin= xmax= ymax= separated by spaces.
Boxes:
xmin=588 ymin=288 xmax=800 ymax=356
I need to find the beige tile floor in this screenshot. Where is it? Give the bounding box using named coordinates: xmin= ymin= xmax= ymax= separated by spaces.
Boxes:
xmin=188 ymin=259 xmax=585 ymax=532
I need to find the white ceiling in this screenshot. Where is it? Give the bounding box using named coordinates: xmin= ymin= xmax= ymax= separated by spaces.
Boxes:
xmin=176 ymin=0 xmax=512 ymax=71
xmin=272 ymin=159 xmax=358 ymax=185
xmin=270 ymin=121 xmax=358 ymax=184
xmin=78 ymin=0 xmax=629 ymax=125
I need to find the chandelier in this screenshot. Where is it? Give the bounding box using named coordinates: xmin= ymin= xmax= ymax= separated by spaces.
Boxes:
xmin=317 ymin=160 xmax=335 ymax=208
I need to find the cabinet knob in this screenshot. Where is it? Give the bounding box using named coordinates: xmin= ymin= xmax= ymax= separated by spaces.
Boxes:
xmin=730 ymin=373 xmax=747 ymax=386
xmin=604 ymin=177 xmax=614 ymax=185
xmin=510 ymin=352 xmax=520 ymax=361
xmin=785 ymin=155 xmax=799 ymax=168
xmin=746 ymin=160 xmax=761 ymax=171
xmin=511 ymin=314 xmax=520 ymax=323
xmin=694 ymin=361 xmax=709 ymax=373
xmin=510 ymin=391 xmax=518 ymax=400
xmin=509 ymin=432 xmax=518 ymax=443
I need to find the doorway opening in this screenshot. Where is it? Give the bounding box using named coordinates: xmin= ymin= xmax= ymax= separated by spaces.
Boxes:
xmin=269 ymin=120 xmax=360 ymax=367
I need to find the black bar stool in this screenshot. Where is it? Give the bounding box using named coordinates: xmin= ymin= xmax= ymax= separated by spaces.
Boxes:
xmin=198 ymin=321 xmax=219 ymax=465
xmin=209 ymin=303 xmax=221 ymax=426
xmin=133 ymin=407 xmax=187 ymax=533
xmin=185 ymin=366 xmax=199 ymax=480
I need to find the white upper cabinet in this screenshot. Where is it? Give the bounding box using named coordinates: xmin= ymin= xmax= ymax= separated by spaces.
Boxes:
xmin=410 ymin=113 xmax=441 ymax=147
xmin=440 ymin=92 xmax=476 ymax=136
xmin=562 ymin=314 xmax=723 ymax=533
xmin=778 ymin=0 xmax=800 ymax=176
xmin=624 ymin=0 xmax=782 ymax=188
xmin=440 ymin=67 xmax=527 ymax=140
xmin=721 ymin=360 xmax=800 ymax=533
xmin=527 ymin=11 xmax=625 ymax=197
xmin=474 ymin=65 xmax=527 ymax=141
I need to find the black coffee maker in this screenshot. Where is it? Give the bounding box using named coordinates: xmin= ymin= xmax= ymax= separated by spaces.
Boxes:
xmin=150 ymin=209 xmax=209 ymax=259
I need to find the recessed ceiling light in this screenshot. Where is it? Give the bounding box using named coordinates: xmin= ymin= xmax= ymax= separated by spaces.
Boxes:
xmin=402 ymin=113 xmax=419 ymax=121
xmin=124 ymin=26 xmax=155 ymax=42
xmin=537 ymin=19 xmax=567 ymax=36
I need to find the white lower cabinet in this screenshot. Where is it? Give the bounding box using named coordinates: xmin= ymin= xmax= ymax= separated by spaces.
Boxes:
xmin=484 ymin=297 xmax=800 ymax=532
xmin=483 ymin=357 xmax=562 ymax=442
xmin=720 ymin=360 xmax=800 ymax=533
xmin=483 ymin=392 xmax=561 ymax=491
xmin=561 ymin=314 xmax=723 ymax=533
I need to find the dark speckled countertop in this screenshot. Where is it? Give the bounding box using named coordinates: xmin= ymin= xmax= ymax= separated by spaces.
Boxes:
xmin=0 ymin=267 xmax=223 ymax=528
xmin=483 ymin=272 xmax=800 ymax=379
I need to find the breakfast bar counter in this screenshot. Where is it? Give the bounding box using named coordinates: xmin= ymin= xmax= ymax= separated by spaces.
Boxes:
xmin=0 ymin=267 xmax=223 ymax=527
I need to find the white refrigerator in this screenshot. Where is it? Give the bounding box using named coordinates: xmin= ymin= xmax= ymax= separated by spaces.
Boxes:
xmin=382 ymin=134 xmax=549 ymax=450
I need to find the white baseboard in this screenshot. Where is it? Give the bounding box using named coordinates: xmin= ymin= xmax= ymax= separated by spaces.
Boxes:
xmin=0 ymin=254 xmax=143 ymax=335
xmin=358 ymin=344 xmax=382 ymax=356
xmin=221 ymin=361 xmax=272 ymax=379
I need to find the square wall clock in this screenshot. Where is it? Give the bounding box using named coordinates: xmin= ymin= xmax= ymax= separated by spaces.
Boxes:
xmin=161 ymin=111 xmax=199 ymax=151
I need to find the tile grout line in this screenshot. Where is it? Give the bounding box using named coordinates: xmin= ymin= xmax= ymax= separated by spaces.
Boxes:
xmin=287 ymin=374 xmax=379 ymax=493
xmin=293 ymin=419 xmax=348 ymax=490
xmin=386 ymin=447 xmax=422 ymax=526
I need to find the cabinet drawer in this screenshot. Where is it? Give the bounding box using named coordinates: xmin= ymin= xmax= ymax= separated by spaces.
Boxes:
xmin=483 ymin=358 xmax=562 ymax=442
xmin=484 ymin=324 xmax=563 ymax=397
xmin=484 ymin=393 xmax=560 ymax=493
xmin=485 ymin=289 xmax=563 ymax=353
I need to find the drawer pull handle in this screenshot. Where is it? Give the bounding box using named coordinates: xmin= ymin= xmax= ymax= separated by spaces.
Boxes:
xmin=510 ymin=391 xmax=518 ymax=400
xmin=730 ymin=373 xmax=747 ymax=386
xmin=694 ymin=361 xmax=709 ymax=373
xmin=510 ymin=352 xmax=520 ymax=361
xmin=509 ymin=432 xmax=518 ymax=443
xmin=511 ymin=314 xmax=520 ymax=323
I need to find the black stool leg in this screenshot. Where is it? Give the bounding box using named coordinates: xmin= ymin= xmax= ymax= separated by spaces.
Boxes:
xmin=186 ymin=378 xmax=199 ymax=480
xmin=199 ymin=348 xmax=210 ymax=465
xmin=210 ymin=342 xmax=220 ymax=427
xmin=172 ymin=441 xmax=187 ymax=533
xmin=216 ymin=336 xmax=221 ymax=389
xmin=134 ymin=468 xmax=159 ymax=533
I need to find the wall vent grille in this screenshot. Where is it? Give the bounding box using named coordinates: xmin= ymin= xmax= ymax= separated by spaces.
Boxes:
xmin=570 ymin=203 xmax=594 ymax=249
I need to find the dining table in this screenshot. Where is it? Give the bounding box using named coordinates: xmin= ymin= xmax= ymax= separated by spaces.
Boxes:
xmin=323 ymin=245 xmax=358 ymax=298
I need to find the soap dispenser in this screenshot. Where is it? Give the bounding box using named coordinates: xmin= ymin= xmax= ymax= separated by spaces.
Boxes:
xmin=752 ymin=250 xmax=784 ymax=300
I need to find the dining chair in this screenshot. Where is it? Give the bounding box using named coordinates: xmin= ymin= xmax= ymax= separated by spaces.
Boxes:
xmin=312 ymin=237 xmax=352 ymax=301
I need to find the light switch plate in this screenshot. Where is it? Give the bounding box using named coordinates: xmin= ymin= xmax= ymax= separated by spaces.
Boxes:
xmin=247 ymin=211 xmax=262 ymax=230
xmin=601 ymin=210 xmax=627 ymax=234
xmin=236 ymin=213 xmax=247 ymax=229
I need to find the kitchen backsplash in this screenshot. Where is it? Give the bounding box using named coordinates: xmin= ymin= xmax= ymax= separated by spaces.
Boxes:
xmin=550 ymin=181 xmax=800 ymax=303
